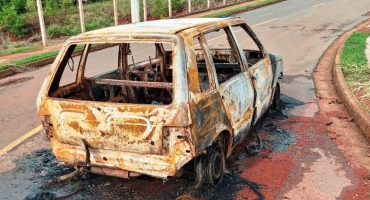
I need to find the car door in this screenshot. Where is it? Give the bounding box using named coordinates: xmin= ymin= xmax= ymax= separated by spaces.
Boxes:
xmin=200 ymin=26 xmax=255 ymax=144
xmin=231 ymin=24 xmax=273 ymax=123
xmin=187 ymin=35 xmax=228 ymax=152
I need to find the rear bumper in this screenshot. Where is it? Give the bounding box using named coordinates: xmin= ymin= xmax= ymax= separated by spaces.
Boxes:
xmin=50 ymin=138 xmax=193 ymax=179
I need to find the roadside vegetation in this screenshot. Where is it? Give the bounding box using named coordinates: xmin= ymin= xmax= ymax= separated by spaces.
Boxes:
xmin=0 ymin=0 xmax=188 ymax=56
xmin=0 ymin=0 xmax=250 ymax=40
xmin=0 ymin=44 xmax=86 ymax=71
xmin=0 ymin=0 xmax=278 ymax=72
xmin=341 ymin=32 xmax=370 ymax=112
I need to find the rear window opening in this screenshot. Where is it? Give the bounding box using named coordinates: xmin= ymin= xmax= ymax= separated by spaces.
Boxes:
xmin=48 ymin=42 xmax=174 ymax=105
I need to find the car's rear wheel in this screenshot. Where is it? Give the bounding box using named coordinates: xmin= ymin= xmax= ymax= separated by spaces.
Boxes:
xmin=207 ymin=144 xmax=225 ymax=186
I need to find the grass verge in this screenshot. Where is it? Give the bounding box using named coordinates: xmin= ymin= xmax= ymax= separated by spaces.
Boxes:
xmin=341 ymin=32 xmax=370 ymax=112
xmin=202 ymin=0 xmax=279 ymax=18
xmin=0 ymin=45 xmax=86 ymax=71
xmin=1 ymin=45 xmax=43 ymax=56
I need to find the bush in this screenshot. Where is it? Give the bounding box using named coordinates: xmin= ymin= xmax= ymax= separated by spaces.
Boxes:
xmin=60 ymin=0 xmax=74 ymax=9
xmin=46 ymin=24 xmax=65 ymax=38
xmin=26 ymin=0 xmax=37 ymax=12
xmin=45 ymin=0 xmax=60 ymax=13
xmin=150 ymin=0 xmax=186 ymax=18
xmin=0 ymin=5 xmax=27 ymax=37
xmin=86 ymin=17 xmax=114 ymax=31
xmin=151 ymin=0 xmax=168 ymax=19
xmin=64 ymin=26 xmax=80 ymax=36
xmin=172 ymin=0 xmax=184 ymax=11
xmin=10 ymin=0 xmax=27 ymax=13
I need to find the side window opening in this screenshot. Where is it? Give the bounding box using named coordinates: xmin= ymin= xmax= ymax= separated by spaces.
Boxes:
xmin=231 ymin=25 xmax=264 ymax=67
xmin=202 ymin=27 xmax=243 ymax=85
xmin=48 ymin=42 xmax=174 ymax=105
xmin=84 ymin=45 xmax=120 ymax=79
xmin=193 ymin=36 xmax=210 ymax=92
xmin=55 ymin=45 xmax=80 ymax=87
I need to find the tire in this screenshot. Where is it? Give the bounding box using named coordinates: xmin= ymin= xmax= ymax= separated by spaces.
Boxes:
xmin=194 ymin=154 xmax=207 ymax=188
xmin=207 ymin=144 xmax=226 ymax=186
xmin=272 ymin=83 xmax=282 ymax=110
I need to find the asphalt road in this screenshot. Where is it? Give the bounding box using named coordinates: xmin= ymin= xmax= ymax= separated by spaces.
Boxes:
xmin=0 ymin=0 xmax=370 ymax=199
xmin=0 ymin=0 xmax=367 ymax=150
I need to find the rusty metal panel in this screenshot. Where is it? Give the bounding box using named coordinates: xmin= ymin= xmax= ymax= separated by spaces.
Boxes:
xmin=249 ymin=58 xmax=273 ymax=120
xmin=218 ymin=72 xmax=254 ymax=143
xmin=37 ymin=18 xmax=283 ymax=181
xmin=50 ymin=135 xmax=193 ymax=178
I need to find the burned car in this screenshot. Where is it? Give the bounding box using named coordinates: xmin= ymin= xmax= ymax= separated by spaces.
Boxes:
xmin=37 ymin=18 xmax=283 ymax=186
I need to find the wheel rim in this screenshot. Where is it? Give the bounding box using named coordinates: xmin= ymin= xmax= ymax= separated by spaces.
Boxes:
xmin=207 ymin=145 xmax=225 ymax=186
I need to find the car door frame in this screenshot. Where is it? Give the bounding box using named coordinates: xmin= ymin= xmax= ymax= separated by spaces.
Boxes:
xmin=182 ymin=32 xmax=230 ymax=155
xmin=231 ymin=23 xmax=274 ymax=124
xmin=198 ymin=25 xmax=256 ymax=145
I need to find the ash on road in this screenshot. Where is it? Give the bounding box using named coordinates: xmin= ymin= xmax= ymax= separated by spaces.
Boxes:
xmin=1 ymin=96 xmax=367 ymax=200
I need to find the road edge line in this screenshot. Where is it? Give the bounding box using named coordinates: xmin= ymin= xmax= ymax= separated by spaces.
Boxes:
xmin=0 ymin=125 xmax=42 ymax=157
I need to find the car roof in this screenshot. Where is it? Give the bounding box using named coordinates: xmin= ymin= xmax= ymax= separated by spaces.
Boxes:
xmin=76 ymin=18 xmax=233 ymax=37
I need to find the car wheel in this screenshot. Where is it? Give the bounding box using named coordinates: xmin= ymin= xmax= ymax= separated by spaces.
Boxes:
xmin=272 ymin=83 xmax=282 ymax=110
xmin=207 ymin=144 xmax=225 ymax=186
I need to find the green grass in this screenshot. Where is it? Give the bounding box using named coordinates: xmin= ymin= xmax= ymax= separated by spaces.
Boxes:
xmin=341 ymin=32 xmax=370 ymax=82
xmin=1 ymin=45 xmax=43 ymax=56
xmin=341 ymin=32 xmax=370 ymax=111
xmin=11 ymin=50 xmax=61 ymax=66
xmin=0 ymin=50 xmax=60 ymax=71
xmin=0 ymin=44 xmax=87 ymax=71
xmin=0 ymin=65 xmax=7 ymax=71
xmin=202 ymin=0 xmax=279 ymax=18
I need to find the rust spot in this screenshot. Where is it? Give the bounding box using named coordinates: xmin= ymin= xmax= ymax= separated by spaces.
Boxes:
xmin=37 ymin=18 xmax=282 ymax=180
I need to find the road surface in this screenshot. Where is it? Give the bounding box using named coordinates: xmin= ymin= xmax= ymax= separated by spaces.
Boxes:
xmin=0 ymin=0 xmax=370 ymax=199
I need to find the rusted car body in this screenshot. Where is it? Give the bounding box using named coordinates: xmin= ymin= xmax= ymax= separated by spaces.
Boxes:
xmin=37 ymin=18 xmax=283 ymax=185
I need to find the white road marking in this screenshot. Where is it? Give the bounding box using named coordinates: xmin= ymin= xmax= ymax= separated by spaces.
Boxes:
xmin=195 ymin=18 xmax=278 ymax=46
xmin=250 ymin=18 xmax=279 ymax=28
xmin=313 ymin=3 xmax=325 ymax=7
xmin=0 ymin=125 xmax=42 ymax=157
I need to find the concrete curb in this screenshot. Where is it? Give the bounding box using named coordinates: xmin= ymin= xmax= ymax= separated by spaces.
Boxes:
xmin=0 ymin=0 xmax=285 ymax=80
xmin=332 ymin=19 xmax=370 ymax=142
xmin=0 ymin=68 xmax=17 ymax=79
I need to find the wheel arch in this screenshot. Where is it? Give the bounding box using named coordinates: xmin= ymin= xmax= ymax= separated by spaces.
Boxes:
xmin=213 ymin=130 xmax=233 ymax=158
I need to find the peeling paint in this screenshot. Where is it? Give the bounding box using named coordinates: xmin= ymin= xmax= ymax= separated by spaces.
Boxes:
xmin=37 ymin=18 xmax=283 ymax=180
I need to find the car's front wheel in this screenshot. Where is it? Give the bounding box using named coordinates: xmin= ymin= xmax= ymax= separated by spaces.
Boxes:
xmin=272 ymin=83 xmax=282 ymax=110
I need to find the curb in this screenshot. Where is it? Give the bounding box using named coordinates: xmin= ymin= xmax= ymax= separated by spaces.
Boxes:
xmin=0 ymin=0 xmax=285 ymax=80
xmin=332 ymin=19 xmax=370 ymax=142
xmin=0 ymin=68 xmax=17 ymax=79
